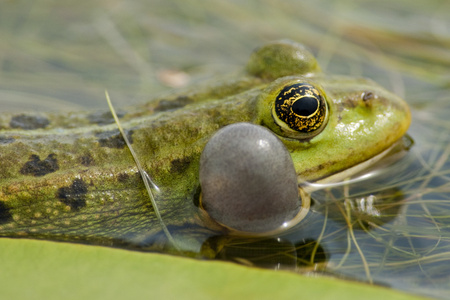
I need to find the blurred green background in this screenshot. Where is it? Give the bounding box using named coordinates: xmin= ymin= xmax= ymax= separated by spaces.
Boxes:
xmin=1 ymin=0 xmax=448 ymax=112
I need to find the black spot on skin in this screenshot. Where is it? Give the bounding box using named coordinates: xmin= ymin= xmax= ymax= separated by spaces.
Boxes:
xmin=0 ymin=135 xmax=15 ymax=145
xmin=154 ymin=96 xmax=192 ymax=112
xmin=117 ymin=172 xmax=141 ymax=185
xmin=170 ymin=157 xmax=191 ymax=173
xmin=96 ymin=130 xmax=133 ymax=149
xmin=117 ymin=173 xmax=130 ymax=183
xmin=88 ymin=111 xmax=125 ymax=126
xmin=57 ymin=178 xmax=88 ymax=210
xmin=80 ymin=153 xmax=94 ymax=166
xmin=0 ymin=202 xmax=13 ymax=225
xmin=20 ymin=154 xmax=59 ymax=177
xmin=10 ymin=114 xmax=50 ymax=130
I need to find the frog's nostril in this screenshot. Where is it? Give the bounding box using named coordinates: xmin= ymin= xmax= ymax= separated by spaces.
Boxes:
xmin=362 ymin=91 xmax=375 ymax=102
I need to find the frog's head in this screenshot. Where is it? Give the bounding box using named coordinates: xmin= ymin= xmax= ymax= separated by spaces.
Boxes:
xmin=256 ymin=76 xmax=411 ymax=182
xmin=200 ymin=40 xmax=411 ymax=236
xmin=248 ymin=40 xmax=411 ymax=181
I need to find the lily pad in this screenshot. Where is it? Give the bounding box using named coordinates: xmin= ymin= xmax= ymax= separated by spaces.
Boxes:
xmin=0 ymin=239 xmax=428 ymax=300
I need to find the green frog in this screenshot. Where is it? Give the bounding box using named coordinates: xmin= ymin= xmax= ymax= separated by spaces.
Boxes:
xmin=0 ymin=40 xmax=410 ymax=253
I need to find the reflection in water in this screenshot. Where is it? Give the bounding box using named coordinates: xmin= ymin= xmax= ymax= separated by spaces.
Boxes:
xmin=311 ymin=186 xmax=404 ymax=230
xmin=201 ymin=236 xmax=327 ymax=271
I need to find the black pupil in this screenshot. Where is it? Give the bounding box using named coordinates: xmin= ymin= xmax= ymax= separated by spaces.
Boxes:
xmin=292 ymin=96 xmax=318 ymax=117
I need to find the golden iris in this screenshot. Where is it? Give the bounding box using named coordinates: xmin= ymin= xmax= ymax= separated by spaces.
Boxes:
xmin=273 ymin=83 xmax=327 ymax=136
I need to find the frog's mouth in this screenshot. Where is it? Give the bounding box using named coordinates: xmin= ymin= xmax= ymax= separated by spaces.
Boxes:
xmin=301 ymin=135 xmax=413 ymax=192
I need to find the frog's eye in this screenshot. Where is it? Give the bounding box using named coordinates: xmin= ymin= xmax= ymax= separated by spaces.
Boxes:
xmin=272 ymin=83 xmax=328 ymax=139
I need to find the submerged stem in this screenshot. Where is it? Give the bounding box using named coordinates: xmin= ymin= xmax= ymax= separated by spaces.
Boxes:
xmin=105 ymin=90 xmax=179 ymax=250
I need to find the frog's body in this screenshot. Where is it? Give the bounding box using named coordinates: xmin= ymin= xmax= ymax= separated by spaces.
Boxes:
xmin=0 ymin=41 xmax=410 ymax=252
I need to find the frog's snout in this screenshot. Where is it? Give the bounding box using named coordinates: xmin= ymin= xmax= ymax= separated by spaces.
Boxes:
xmin=199 ymin=122 xmax=310 ymax=236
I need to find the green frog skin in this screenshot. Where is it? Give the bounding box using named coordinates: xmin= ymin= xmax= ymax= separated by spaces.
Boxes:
xmin=0 ymin=40 xmax=410 ymax=252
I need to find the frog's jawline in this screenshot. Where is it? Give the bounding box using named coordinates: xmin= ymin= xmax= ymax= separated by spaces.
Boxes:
xmin=301 ymin=139 xmax=405 ymax=193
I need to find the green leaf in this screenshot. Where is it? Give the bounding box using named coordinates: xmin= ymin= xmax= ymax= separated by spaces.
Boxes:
xmin=0 ymin=239 xmax=428 ymax=300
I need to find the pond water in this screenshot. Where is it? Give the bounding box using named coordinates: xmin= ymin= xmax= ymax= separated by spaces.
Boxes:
xmin=1 ymin=0 xmax=449 ymax=299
